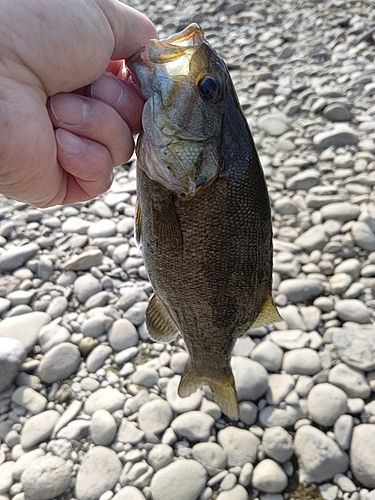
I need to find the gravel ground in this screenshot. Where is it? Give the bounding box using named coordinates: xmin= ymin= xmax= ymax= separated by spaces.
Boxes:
xmin=1 ymin=0 xmax=375 ymax=499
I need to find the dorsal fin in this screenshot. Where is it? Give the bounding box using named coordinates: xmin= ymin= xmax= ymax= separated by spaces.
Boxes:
xmin=146 ymin=294 xmax=179 ymax=343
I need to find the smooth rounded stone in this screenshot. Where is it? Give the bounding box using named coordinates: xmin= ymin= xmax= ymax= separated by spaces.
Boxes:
xmin=220 ymin=472 xmax=236 ymax=490
xmin=328 ymin=363 xmax=371 ymax=399
xmin=286 ymin=169 xmax=320 ymax=191
xmin=61 ymin=216 xmax=91 ymax=234
xmin=239 ymin=401 xmax=257 ymax=425
xmin=323 ymin=104 xmax=351 ymax=122
xmin=329 ymin=273 xmax=353 ymax=295
xmin=279 ymin=305 xmax=305 ymax=330
xmin=334 ymin=299 xmax=372 ymax=324
xmin=278 ymin=279 xmax=324 ymax=303
xmin=334 ymin=414 xmax=354 ymax=451
xmin=0 ymin=461 xmax=14 ymax=494
xmin=79 ymin=337 xmax=99 ymax=357
xmin=108 ymin=319 xmax=139 ymax=351
xmin=351 ymin=221 xmax=375 ymax=251
xmin=333 ymin=473 xmax=356 ymax=493
xmin=45 ymin=296 xmax=68 ymax=319
xmin=171 ymin=411 xmax=214 ymax=442
xmin=123 ymin=302 xmax=148 ymax=326
xmin=75 ymin=447 xmax=122 ymax=500
xmin=0 ymin=297 xmax=11 ymax=314
xmin=87 ymin=219 xmax=117 ymax=238
xmin=262 ymin=426 xmax=294 ymax=463
xmin=0 ymin=337 xmax=26 ymax=392
xmin=63 ymin=249 xmax=103 ymax=271
xmin=192 ymin=442 xmax=227 ymax=476
xmin=21 ymin=455 xmax=71 ymax=500
xmin=92 ymin=200 xmax=113 ymax=218
xmin=295 ymin=225 xmax=329 ymax=252
xmin=112 ymin=486 xmax=147 ymax=500
xmin=82 ymin=315 xmax=113 ymax=338
xmin=170 ymin=352 xmax=189 ymax=374
xmin=0 ymin=311 xmax=50 ymax=353
xmin=332 ymin=325 xmax=375 ymax=371
xmin=138 ymin=399 xmax=173 ymax=443
xmin=217 ymin=427 xmax=260 ymax=467
xmin=252 ymin=459 xmax=288 ymax=493
xmin=12 ymin=449 xmax=46 ymax=480
xmin=282 ymin=348 xmax=321 ymax=375
xmin=250 ymin=340 xmax=283 ymax=372
xmin=118 ymin=287 xmax=148 ymax=312
xmin=166 ymin=376 xmax=203 ymax=414
xmin=307 ymin=383 xmax=347 ymax=427
xmin=231 ymin=357 xmax=268 ymax=401
xmin=268 ymin=330 xmax=309 ymax=350
xmin=335 ymin=259 xmax=361 ymax=279
xmin=258 ymin=405 xmax=299 ymax=428
xmin=294 ymin=425 xmax=348 ymax=483
xmin=131 ymin=368 xmax=158 ymax=388
xmin=86 ymin=345 xmax=112 ymax=373
xmin=6 ymin=304 xmax=33 ymax=317
xmin=350 ymin=424 xmax=375 ymax=488
xmin=21 ymin=410 xmax=60 ymax=451
xmin=74 ymin=274 xmax=102 ymax=303
xmin=233 ymin=335 xmax=256 ymax=357
xmin=0 ymin=243 xmax=39 ymax=272
xmin=91 ymin=409 xmax=117 ymax=446
xmin=147 ymin=444 xmax=174 ymax=472
xmin=150 ymin=459 xmax=207 ymax=500
xmin=85 ymin=387 xmax=126 ymax=415
xmin=117 ymin=420 xmax=145 ymax=445
xmin=85 ymin=291 xmax=112 ymax=309
xmin=216 ymin=485 xmax=248 ymax=500
xmin=7 ymin=289 xmax=35 ymax=306
xmin=258 ymin=113 xmax=293 ymax=136
xmin=266 ymin=374 xmax=295 ymax=405
xmin=115 ymin=347 xmax=138 ymax=366
xmin=313 ymin=126 xmax=359 ymax=151
xmin=273 ymin=195 xmax=299 ymax=215
xmin=39 ymin=342 xmax=81 ymax=383
xmin=320 ymin=202 xmax=360 ymax=222
xmin=12 ymin=387 xmax=46 ymax=414
xmin=39 ymin=323 xmax=70 ymax=353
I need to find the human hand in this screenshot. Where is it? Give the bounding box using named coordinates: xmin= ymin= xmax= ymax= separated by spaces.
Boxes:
xmin=0 ymin=0 xmax=156 ymax=207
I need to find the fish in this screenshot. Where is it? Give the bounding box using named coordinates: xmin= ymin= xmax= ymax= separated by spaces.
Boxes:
xmin=127 ymin=23 xmax=281 ymax=420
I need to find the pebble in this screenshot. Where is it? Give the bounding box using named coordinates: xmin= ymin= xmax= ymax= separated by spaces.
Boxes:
xmin=0 ymin=461 xmax=14 ymax=495
xmin=217 ymin=427 xmax=260 ymax=467
xmin=266 ymin=374 xmax=295 ymax=405
xmin=12 ymin=449 xmax=46 ymax=480
xmin=39 ymin=342 xmax=81 ymax=383
xmin=332 ymin=326 xmax=375 ymax=370
xmin=262 ymin=426 xmax=294 ymax=463
xmin=192 ymin=442 xmax=227 ymax=476
xmin=351 ymin=221 xmax=375 ymax=251
xmin=294 ymin=225 xmax=329 ymax=252
xmin=12 ymin=387 xmax=46 ymax=414
xmin=63 ymin=249 xmax=103 ymax=271
xmin=108 ymin=318 xmax=139 ymax=351
xmin=21 ymin=455 xmax=71 ymax=500
xmin=84 ymin=387 xmax=126 ymax=415
xmin=350 ymin=424 xmax=375 ymax=488
xmin=307 ymin=383 xmax=347 ymax=426
xmin=0 ymin=312 xmax=50 ymax=353
xmin=0 ymin=243 xmax=39 ymax=272
xmin=231 ymin=356 xmax=268 ymax=400
xmin=87 ymin=219 xmax=117 ymax=238
xmin=328 ymin=363 xmax=371 ymax=398
xmin=320 ymin=202 xmax=361 ymax=222
xmin=74 ymin=274 xmax=102 ymax=303
xmin=0 ymin=337 xmax=26 ymax=392
xmin=335 ymin=299 xmax=372 ymax=324
xmin=138 ymin=399 xmax=173 ymax=443
xmin=150 ymin=459 xmax=207 ymax=500
xmin=216 ymin=485 xmax=249 ymax=500
xmin=91 ymin=409 xmax=117 ymax=445
xmin=294 ymin=425 xmax=348 ymax=483
xmin=282 ymin=348 xmax=321 ymax=375
xmin=258 ymin=113 xmax=293 ymax=136
xmin=21 ymin=410 xmax=60 ymax=451
xmin=75 ymin=447 xmax=122 ymax=500
xmin=250 ymin=340 xmax=283 ymax=372
xmin=39 ymin=323 xmax=70 ymax=353
xmin=166 ymin=376 xmax=203 ymax=413
xmin=313 ymin=126 xmax=359 ymax=150
xmin=117 ymin=420 xmax=145 ymax=445
xmin=278 ymin=279 xmax=324 ymax=303
xmin=45 ymin=296 xmax=68 ymax=318
xmin=252 ymin=459 xmax=288 ymax=493
xmin=147 ymin=444 xmax=174 ymax=471
xmin=171 ymin=411 xmax=214 ymax=442
xmin=258 ymin=405 xmax=299 ymax=428
xmin=86 ymin=345 xmax=112 ymax=373
xmin=334 ymin=415 xmax=354 ymax=451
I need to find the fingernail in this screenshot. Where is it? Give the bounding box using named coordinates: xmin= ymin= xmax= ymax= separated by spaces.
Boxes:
xmin=50 ymin=94 xmax=87 ymax=125
xmin=56 ymin=129 xmax=85 ymax=155
xmin=91 ymin=74 xmax=124 ymax=109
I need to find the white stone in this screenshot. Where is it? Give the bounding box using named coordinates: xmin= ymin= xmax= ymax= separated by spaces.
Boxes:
xmin=217 ymin=427 xmax=260 ymax=467
xmin=91 ymin=410 xmax=117 ymax=446
xmin=307 ymin=383 xmax=347 ymax=426
xmin=22 ymin=455 xmax=71 ymax=500
xmin=252 ymin=459 xmax=288 ymax=493
xmin=350 ymin=424 xmax=375 ymax=488
xmin=262 ymin=426 xmax=294 ymax=463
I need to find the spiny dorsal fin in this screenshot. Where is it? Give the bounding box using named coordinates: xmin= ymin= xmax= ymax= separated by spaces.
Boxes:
xmin=146 ymin=294 xmax=179 ymax=343
xmin=179 ymin=364 xmax=239 ymax=420
xmin=134 ymin=199 xmax=142 ymax=248
xmin=252 ymin=292 xmax=283 ymax=329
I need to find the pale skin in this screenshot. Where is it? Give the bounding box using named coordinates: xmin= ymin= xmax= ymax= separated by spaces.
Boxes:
xmin=0 ymin=0 xmax=157 ymax=207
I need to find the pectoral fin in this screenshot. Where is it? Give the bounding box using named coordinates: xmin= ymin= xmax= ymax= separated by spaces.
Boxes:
xmin=252 ymin=292 xmax=283 ymax=329
xmin=152 ymin=195 xmax=183 ymax=253
xmin=134 ymin=199 xmax=142 ymax=248
xmin=179 ymin=363 xmax=239 ymax=420
xmin=146 ymin=294 xmax=179 ymax=343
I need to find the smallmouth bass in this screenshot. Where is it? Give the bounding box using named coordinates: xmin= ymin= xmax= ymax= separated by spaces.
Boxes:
xmin=127 ymin=24 xmax=281 ymax=419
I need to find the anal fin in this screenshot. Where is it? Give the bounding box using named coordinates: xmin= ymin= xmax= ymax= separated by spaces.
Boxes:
xmin=146 ymin=294 xmax=179 ymax=343
xmin=252 ymin=292 xmax=283 ymax=329
xmin=178 ymin=364 xmax=239 ymax=420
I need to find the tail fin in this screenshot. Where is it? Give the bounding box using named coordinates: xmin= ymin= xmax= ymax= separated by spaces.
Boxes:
xmin=178 ymin=364 xmax=239 ymax=420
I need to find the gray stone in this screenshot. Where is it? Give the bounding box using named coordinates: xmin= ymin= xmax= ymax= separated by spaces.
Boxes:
xmin=82 ymin=314 xmax=113 ymax=338
xmin=112 ymin=486 xmax=147 ymax=500
xmin=332 ymin=325 xmax=375 ymax=370
xmin=0 ymin=243 xmax=39 ymax=272
xmin=117 ymin=420 xmax=145 ymax=445
xmin=217 ymin=427 xmax=260 ymax=466
xmin=294 ymin=425 xmax=348 ymax=483
xmin=266 ymin=374 xmax=295 ymax=405
xmin=262 ymin=426 xmax=294 ymax=463
xmin=313 ymin=126 xmax=359 ymax=151
xmin=307 ymin=383 xmax=347 ymax=427
xmin=268 ymin=330 xmax=309 ymax=349
xmin=61 ymin=217 xmax=91 ymax=234
xmin=320 ymin=202 xmax=360 ymax=222
xmin=39 ymin=343 xmax=81 ymax=383
xmin=123 ymin=301 xmax=148 ymax=326
xmin=328 ymin=363 xmax=371 ymax=398
xmin=108 ymin=319 xmax=139 ymax=351
xmin=118 ymin=287 xmax=148 ymax=312
xmin=192 ymin=442 xmax=227 ymax=476
xmin=91 ymin=409 xmax=117 ymax=446
xmin=12 ymin=449 xmax=46 ymax=480
xmin=39 ymin=323 xmax=70 ymax=353
xmin=75 ymin=447 xmax=122 ymax=500
xmin=46 ymin=296 xmax=68 ymax=319
xmin=278 ymin=279 xmax=324 ymax=302
xmin=150 ymin=459 xmax=207 ymax=500
xmin=258 ymin=113 xmax=293 ymax=136
xmin=216 ymin=485 xmax=248 ymax=500
xmin=87 ymin=219 xmax=117 ymax=238
xmin=85 ymin=388 xmax=126 ymax=415
xmin=0 ymin=312 xmax=50 ymax=353
xmin=86 ymin=345 xmax=112 ymax=372
xmin=282 ymin=348 xmax=321 ymax=375
xmin=295 ymin=225 xmax=329 ymax=252
xmin=147 ymin=444 xmax=174 ymax=472
xmin=21 ymin=410 xmax=60 ymax=451
xmin=8 ymin=289 xmax=35 ymax=306
xmin=74 ymin=274 xmax=102 ymax=303
xmin=334 ymin=414 xmax=354 ymax=451
xmin=252 ymin=459 xmax=288 ymax=493
xmin=0 ymin=337 xmax=26 ymax=392
xmin=286 ymin=169 xmax=320 ymax=191
xmin=323 ymin=104 xmax=351 ymax=122
xmin=350 ymin=424 xmax=375 ymax=488
xmin=334 ymin=299 xmax=372 ymax=324
xmin=138 ymin=399 xmax=173 ymax=443
xmin=57 ymin=420 xmax=90 ymax=441
xmin=12 ymin=387 xmax=47 ymax=414
xmin=278 ymin=43 xmax=295 ymax=59
xmin=63 ymin=249 xmax=103 ymax=271
xmin=258 ymin=405 xmax=299 ymax=428
xmin=250 ymin=340 xmax=283 ymax=372
xmin=131 ymin=368 xmax=158 ymax=387
xmin=0 ymin=461 xmax=14 ymax=495
xmin=171 ymin=411 xmax=214 ymax=442
xmin=21 ymin=455 xmax=71 ymax=500
xmin=231 ymin=356 xmax=268 ymax=401
xmin=273 ymin=197 xmax=298 ymax=215
xmin=351 ymin=222 xmax=375 ymax=251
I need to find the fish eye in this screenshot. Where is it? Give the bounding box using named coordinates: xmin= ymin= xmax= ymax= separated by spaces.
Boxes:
xmin=198 ymin=76 xmax=221 ymax=102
